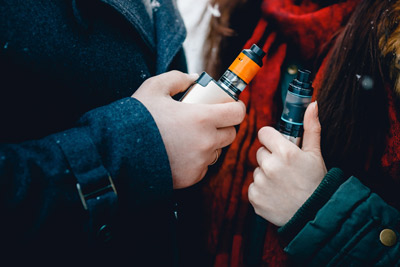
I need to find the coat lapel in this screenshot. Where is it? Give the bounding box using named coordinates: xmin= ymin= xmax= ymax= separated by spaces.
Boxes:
xmin=99 ymin=0 xmax=156 ymax=50
xmin=99 ymin=0 xmax=186 ymax=74
xmin=153 ymin=0 xmax=186 ymax=74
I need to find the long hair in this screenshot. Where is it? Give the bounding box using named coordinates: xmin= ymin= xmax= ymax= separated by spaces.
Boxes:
xmin=204 ymin=0 xmax=262 ymax=78
xmin=317 ymin=0 xmax=400 ymax=178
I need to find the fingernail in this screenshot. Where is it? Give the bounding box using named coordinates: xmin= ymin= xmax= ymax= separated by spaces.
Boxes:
xmin=314 ymin=101 xmax=319 ymax=119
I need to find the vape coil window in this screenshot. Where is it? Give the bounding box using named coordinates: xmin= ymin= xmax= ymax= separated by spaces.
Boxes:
xmin=281 ymin=69 xmax=313 ymax=124
xmin=279 ymin=69 xmax=314 ymax=141
xmin=218 ymin=44 xmax=266 ymax=99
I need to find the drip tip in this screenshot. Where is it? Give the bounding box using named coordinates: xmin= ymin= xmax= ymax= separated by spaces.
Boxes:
xmin=241 ymin=44 xmax=265 ymax=67
xmin=250 ymin=44 xmax=266 ymax=60
xmin=289 ymin=69 xmax=313 ymax=96
xmin=297 ymin=69 xmax=311 ymax=83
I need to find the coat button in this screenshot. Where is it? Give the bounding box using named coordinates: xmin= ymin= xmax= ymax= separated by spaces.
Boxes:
xmin=379 ymin=229 xmax=397 ymax=247
xmin=97 ymin=224 xmax=112 ymax=243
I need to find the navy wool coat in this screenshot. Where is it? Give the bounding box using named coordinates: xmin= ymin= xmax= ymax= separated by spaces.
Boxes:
xmin=0 ymin=0 xmax=189 ymax=265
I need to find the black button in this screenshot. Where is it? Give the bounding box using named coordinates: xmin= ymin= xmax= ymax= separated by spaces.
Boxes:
xmin=97 ymin=224 xmax=112 ymax=243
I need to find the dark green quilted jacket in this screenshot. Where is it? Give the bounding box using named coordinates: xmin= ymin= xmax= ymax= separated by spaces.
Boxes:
xmin=279 ymin=168 xmax=400 ymax=266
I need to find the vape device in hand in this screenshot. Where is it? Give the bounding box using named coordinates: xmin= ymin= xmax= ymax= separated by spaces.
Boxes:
xmin=247 ymin=69 xmax=314 ymax=266
xmin=278 ymin=69 xmax=314 ymax=145
xmin=180 ymin=44 xmax=265 ymax=104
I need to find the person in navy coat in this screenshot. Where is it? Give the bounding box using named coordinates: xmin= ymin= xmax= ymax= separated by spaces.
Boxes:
xmin=0 ymin=0 xmax=245 ymax=265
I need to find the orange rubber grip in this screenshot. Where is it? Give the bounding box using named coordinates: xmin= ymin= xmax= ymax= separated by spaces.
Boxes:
xmin=228 ymin=52 xmax=261 ymax=84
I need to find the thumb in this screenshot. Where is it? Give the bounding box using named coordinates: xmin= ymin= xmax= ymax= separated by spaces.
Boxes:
xmin=157 ymin=70 xmax=199 ymax=96
xmin=301 ymin=101 xmax=322 ymax=153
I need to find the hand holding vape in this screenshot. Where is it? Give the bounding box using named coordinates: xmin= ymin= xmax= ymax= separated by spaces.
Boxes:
xmin=247 ymin=69 xmax=314 ymax=266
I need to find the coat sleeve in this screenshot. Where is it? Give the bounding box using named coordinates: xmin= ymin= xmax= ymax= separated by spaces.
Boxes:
xmin=0 ymin=97 xmax=173 ymax=245
xmin=279 ymin=169 xmax=400 ymax=266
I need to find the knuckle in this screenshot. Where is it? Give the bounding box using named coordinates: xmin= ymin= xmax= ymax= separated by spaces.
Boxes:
xmin=197 ymin=136 xmax=214 ymax=153
xmin=141 ymin=77 xmax=152 ymax=86
xmin=167 ymin=70 xmax=181 ymax=78
xmin=281 ymin=147 xmax=297 ymax=163
xmin=226 ymin=127 xmax=237 ymax=144
xmin=252 ymin=168 xmax=263 ymax=185
xmin=143 ymin=75 xmax=160 ymax=88
xmin=312 ymin=122 xmax=322 ymax=133
xmin=256 ymin=147 xmax=264 ymax=160
xmin=194 ymin=111 xmax=208 ymax=125
xmin=262 ymin=159 xmax=277 ymax=178
xmin=247 ymin=183 xmax=258 ymax=203
xmin=169 ymin=70 xmax=180 ymax=75
xmin=253 ymin=208 xmax=263 ymax=217
xmin=258 ymin=126 xmax=273 ymax=139
xmin=260 ymin=158 xmax=270 ymax=174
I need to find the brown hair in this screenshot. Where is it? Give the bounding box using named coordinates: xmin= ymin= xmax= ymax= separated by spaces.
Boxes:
xmin=204 ymin=0 xmax=262 ymax=79
xmin=317 ymin=0 xmax=400 ymax=178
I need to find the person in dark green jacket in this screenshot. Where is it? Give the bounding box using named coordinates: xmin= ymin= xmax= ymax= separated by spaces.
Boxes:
xmin=0 ymin=0 xmax=245 ymax=266
xmin=249 ymin=0 xmax=400 ymax=265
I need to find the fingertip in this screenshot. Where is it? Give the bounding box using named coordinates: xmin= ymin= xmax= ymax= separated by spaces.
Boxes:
xmin=237 ymin=99 xmax=246 ymax=107
xmin=188 ymin=73 xmax=200 ymax=81
xmin=302 ymin=101 xmax=322 ymax=152
xmin=158 ymin=70 xmax=198 ymax=96
xmin=258 ymin=127 xmax=269 ymax=146
xmin=237 ymin=100 xmax=247 ymax=118
xmin=227 ymin=100 xmax=246 ymax=123
xmin=212 ymin=100 xmax=247 ymax=127
xmin=257 ymin=126 xmax=264 ymax=136
xmin=258 ymin=126 xmax=272 ymax=138
xmin=309 ymin=101 xmax=318 ymax=117
xmin=312 ymin=101 xmax=320 ymax=122
xmin=304 ymin=101 xmax=321 ymax=130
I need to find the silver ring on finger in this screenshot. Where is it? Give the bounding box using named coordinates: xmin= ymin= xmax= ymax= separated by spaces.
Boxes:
xmin=209 ymin=149 xmax=220 ymax=165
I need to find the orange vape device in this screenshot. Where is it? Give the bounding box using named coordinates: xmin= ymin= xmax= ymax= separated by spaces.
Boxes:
xmin=180 ymin=44 xmax=265 ymax=104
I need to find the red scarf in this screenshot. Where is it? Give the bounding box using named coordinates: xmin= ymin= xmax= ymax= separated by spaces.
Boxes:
xmin=201 ymin=0 xmax=364 ymax=266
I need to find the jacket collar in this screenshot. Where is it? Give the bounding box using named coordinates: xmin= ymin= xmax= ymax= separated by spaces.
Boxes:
xmin=100 ymin=0 xmax=186 ymax=74
xmin=153 ymin=0 xmax=186 ymax=74
xmin=100 ymin=0 xmax=156 ymax=49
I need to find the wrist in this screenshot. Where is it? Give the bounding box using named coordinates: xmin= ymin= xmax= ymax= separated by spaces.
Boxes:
xmin=278 ymin=167 xmax=347 ymax=244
